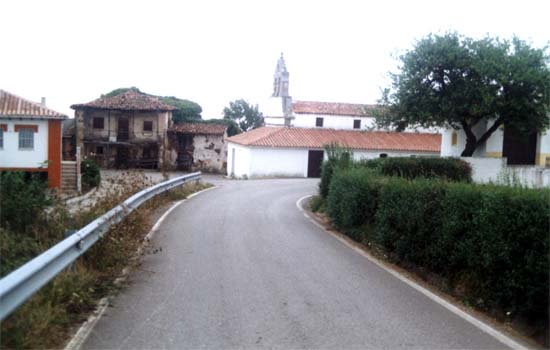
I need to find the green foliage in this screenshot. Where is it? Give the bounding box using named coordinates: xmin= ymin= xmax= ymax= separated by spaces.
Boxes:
xmin=362 ymin=157 xmax=472 ymax=182
xmin=0 ymin=172 xmax=51 ymax=233
xmin=223 ymin=99 xmax=264 ymax=132
xmin=101 ymin=86 xmax=142 ymax=98
xmin=325 ymin=168 xmax=550 ymax=326
xmin=101 ymin=87 xmax=203 ymax=124
xmin=81 ymin=159 xmax=101 ymax=191
xmin=162 ymin=96 xmax=202 ymax=124
xmin=309 ymin=195 xmax=325 ymax=213
xmin=202 ymin=118 xmax=242 ymax=136
xmin=326 ymin=168 xmax=382 ymax=229
xmin=319 ymin=143 xmax=353 ymax=198
xmin=378 ymin=33 xmax=550 ymax=156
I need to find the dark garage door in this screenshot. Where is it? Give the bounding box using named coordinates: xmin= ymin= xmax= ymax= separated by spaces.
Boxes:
xmin=307 ymin=150 xmax=324 ymax=178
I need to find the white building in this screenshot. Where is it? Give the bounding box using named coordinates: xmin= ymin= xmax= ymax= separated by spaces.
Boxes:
xmin=0 ymin=89 xmax=67 ymax=188
xmin=441 ymin=119 xmax=550 ymax=167
xmin=263 ymin=54 xmax=437 ymax=134
xmin=227 ymin=127 xmax=441 ymax=178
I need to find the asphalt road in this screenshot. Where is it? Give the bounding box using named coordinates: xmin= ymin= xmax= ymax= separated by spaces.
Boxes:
xmin=82 ymin=178 xmax=509 ymax=349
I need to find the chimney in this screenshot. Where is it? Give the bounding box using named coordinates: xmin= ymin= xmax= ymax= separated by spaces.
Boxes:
xmin=41 ymin=97 xmax=46 ymax=107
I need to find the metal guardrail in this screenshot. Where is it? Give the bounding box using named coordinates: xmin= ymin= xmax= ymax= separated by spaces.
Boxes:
xmin=0 ymin=172 xmax=201 ymax=321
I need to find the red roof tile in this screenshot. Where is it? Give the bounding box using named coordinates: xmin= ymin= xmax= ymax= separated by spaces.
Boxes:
xmin=292 ymin=100 xmax=379 ymax=117
xmin=227 ymin=127 xmax=441 ymax=153
xmin=71 ymin=90 xmax=176 ymax=111
xmin=0 ymin=89 xmax=67 ymax=119
xmin=169 ymin=123 xmax=227 ymax=135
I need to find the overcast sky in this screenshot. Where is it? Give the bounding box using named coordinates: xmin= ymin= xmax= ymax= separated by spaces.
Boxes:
xmin=1 ymin=0 xmax=548 ymax=119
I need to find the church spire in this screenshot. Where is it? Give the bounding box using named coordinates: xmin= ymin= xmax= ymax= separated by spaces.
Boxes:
xmin=272 ymin=53 xmax=290 ymax=98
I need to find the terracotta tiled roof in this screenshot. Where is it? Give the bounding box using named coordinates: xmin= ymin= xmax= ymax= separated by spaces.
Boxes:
xmin=71 ymin=90 xmax=177 ymax=111
xmin=0 ymin=89 xmax=67 ymax=119
xmin=169 ymin=123 xmax=227 ymax=135
xmin=292 ymin=100 xmax=379 ymax=117
xmin=227 ymin=127 xmax=441 ymax=153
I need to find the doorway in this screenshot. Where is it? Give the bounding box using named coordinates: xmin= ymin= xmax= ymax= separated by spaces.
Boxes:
xmin=502 ymin=127 xmax=537 ymax=165
xmin=307 ymin=150 xmax=324 ymax=178
xmin=118 ymin=118 xmax=129 ymax=141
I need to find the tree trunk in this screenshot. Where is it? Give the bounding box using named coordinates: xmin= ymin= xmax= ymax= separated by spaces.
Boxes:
xmin=459 ymin=117 xmax=504 ymax=157
xmin=461 ymin=137 xmax=478 ymax=157
xmin=460 ymin=121 xmax=478 ymax=157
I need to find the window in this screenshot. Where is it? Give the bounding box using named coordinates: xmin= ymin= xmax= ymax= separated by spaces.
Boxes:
xmin=315 ymin=117 xmax=324 ymax=127
xmin=379 ymin=153 xmax=388 ymax=158
xmin=451 ymin=131 xmax=458 ymax=146
xmin=93 ymin=117 xmax=104 ymax=129
xmin=353 ymin=119 xmax=361 ymax=129
xmin=143 ymin=120 xmax=153 ymax=132
xmin=19 ymin=128 xmax=34 ymax=149
xmin=0 ymin=125 xmax=5 ymax=148
xmin=96 ymin=146 xmax=104 ymax=155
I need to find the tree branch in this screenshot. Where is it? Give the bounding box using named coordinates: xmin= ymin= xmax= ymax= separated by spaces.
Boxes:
xmin=475 ymin=117 xmax=504 ymax=147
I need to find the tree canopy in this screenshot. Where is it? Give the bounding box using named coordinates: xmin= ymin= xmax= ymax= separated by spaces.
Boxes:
xmin=377 ymin=33 xmax=550 ymax=156
xmin=223 ymin=99 xmax=264 ymax=132
xmin=101 ymin=87 xmax=202 ymax=124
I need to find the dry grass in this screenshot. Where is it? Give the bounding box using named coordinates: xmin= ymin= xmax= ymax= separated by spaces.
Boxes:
xmin=0 ymin=172 xmax=211 ymax=349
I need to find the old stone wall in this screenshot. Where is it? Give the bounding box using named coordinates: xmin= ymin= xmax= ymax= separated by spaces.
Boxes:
xmin=191 ymin=133 xmax=227 ymax=172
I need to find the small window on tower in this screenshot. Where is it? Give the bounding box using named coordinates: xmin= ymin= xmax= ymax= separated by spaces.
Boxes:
xmin=353 ymin=120 xmax=361 ymax=129
xmin=143 ymin=121 xmax=153 ymax=132
xmin=316 ymin=117 xmax=324 ymax=127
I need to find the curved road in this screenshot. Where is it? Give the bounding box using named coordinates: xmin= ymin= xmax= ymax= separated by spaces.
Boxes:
xmin=82 ymin=178 xmax=510 ymax=349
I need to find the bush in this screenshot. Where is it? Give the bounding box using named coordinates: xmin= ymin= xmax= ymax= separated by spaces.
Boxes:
xmin=319 ymin=143 xmax=352 ymax=198
xmin=81 ymin=159 xmax=101 ymax=190
xmin=325 ymin=169 xmax=549 ymax=329
xmin=376 ymin=157 xmax=472 ymax=182
xmin=327 ymin=168 xmax=382 ymax=229
xmin=0 ymin=172 xmax=51 ymax=233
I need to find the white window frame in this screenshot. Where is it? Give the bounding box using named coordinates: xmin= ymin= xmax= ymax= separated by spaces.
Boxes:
xmin=18 ymin=128 xmax=34 ymax=149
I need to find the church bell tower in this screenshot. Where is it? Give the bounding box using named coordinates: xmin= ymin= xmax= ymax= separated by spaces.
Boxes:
xmin=272 ymin=53 xmax=293 ymax=126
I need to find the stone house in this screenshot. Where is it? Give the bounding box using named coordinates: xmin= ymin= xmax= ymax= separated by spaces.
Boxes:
xmin=167 ymin=123 xmax=228 ymax=172
xmin=71 ymin=90 xmax=176 ymax=168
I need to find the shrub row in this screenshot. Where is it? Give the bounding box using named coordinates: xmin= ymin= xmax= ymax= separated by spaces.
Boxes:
xmin=358 ymin=156 xmax=473 ymax=182
xmin=326 ymin=168 xmax=549 ymax=323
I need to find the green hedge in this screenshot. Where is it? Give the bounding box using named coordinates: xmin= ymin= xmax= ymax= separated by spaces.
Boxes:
xmin=326 ymin=168 xmax=549 ymax=323
xmin=359 ymin=157 xmax=472 ymax=182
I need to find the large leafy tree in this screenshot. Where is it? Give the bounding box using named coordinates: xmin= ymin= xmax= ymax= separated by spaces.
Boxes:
xmin=102 ymin=87 xmax=202 ymax=124
xmin=223 ymin=99 xmax=264 ymax=132
xmin=377 ymin=33 xmax=550 ymax=156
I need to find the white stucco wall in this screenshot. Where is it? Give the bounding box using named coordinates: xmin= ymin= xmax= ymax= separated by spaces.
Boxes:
xmin=353 ymin=150 xmax=435 ymax=160
xmin=0 ymin=119 xmax=49 ymax=168
xmin=227 ymin=142 xmax=251 ymax=177
xmin=293 ymin=114 xmax=376 ymax=130
xmin=249 ymin=147 xmax=308 ymax=177
xmin=461 ymin=157 xmax=550 ymax=187
xmin=440 ymin=121 xmax=488 ymax=157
